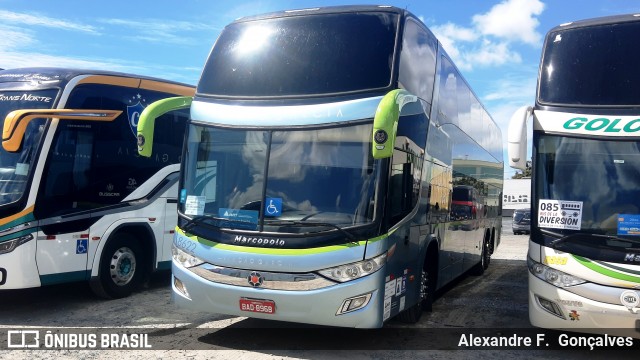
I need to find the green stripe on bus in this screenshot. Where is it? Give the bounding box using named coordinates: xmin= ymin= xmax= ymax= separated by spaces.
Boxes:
xmin=40 ymin=270 xmax=90 ymax=285
xmin=0 ymin=212 xmax=35 ymax=233
xmin=572 ymin=255 xmax=640 ymax=283
xmin=177 ymin=228 xmax=393 ymax=256
xmin=0 ymin=228 xmax=37 ymax=243
xmin=593 ymin=260 xmax=640 ymax=277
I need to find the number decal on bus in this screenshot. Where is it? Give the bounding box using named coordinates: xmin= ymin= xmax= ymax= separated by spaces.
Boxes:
xmin=0 ymin=267 xmax=7 ymax=285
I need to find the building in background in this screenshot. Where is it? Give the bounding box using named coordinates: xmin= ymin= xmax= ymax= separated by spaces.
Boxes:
xmin=502 ymin=178 xmax=530 ymax=216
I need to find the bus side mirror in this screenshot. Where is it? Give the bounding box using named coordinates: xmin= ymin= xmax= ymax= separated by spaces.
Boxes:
xmin=137 ymin=96 xmax=192 ymax=157
xmin=507 ymin=105 xmax=532 ymax=170
xmin=372 ymin=89 xmax=418 ymax=159
xmin=2 ymin=109 xmax=121 ymax=152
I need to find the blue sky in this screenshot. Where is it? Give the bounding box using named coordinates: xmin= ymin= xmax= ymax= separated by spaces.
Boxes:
xmin=1 ymin=0 xmax=639 ymax=178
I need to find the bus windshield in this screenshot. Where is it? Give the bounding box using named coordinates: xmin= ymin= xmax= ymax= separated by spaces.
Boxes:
xmin=538 ymin=21 xmax=640 ymax=106
xmin=181 ymin=122 xmax=379 ymax=233
xmin=535 ymin=134 xmax=640 ymax=242
xmin=0 ymin=89 xmax=56 ymax=205
xmin=197 ymin=11 xmax=399 ymax=97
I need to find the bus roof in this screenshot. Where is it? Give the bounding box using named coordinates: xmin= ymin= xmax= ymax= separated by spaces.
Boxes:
xmin=0 ymin=67 xmax=192 ymax=88
xmin=549 ymin=13 xmax=640 ymax=32
xmin=232 ymin=5 xmax=405 ymax=23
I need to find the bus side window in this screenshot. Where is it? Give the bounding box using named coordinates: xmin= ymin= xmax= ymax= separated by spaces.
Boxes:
xmin=36 ymin=125 xmax=94 ymax=218
xmin=398 ymin=18 xmax=437 ymax=106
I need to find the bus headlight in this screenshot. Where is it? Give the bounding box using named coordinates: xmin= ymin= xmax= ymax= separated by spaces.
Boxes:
xmin=528 ymin=257 xmax=586 ymax=287
xmin=172 ymin=244 xmax=204 ymax=268
xmin=318 ymin=253 xmax=386 ymax=282
xmin=0 ymin=234 xmax=34 ymax=255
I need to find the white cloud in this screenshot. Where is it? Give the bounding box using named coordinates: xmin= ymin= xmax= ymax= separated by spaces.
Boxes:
xmin=0 ymin=10 xmax=98 ymax=33
xmin=431 ymin=22 xmax=481 ymax=66
xmin=428 ymin=0 xmax=545 ymax=70
xmin=482 ymin=74 xmax=537 ymax=177
xmin=98 ymin=19 xmax=220 ymax=45
xmin=484 ymin=75 xmax=537 ymax=103
xmin=432 ymin=22 xmax=479 ymax=43
xmin=472 ymin=0 xmax=545 ymax=45
xmin=0 ymin=49 xmax=199 ymax=84
xmin=99 ymin=18 xmax=218 ymax=45
xmin=471 ymin=40 xmax=522 ymax=67
xmin=0 ymin=25 xmax=36 ymax=49
xmin=0 ymin=50 xmax=139 ymax=73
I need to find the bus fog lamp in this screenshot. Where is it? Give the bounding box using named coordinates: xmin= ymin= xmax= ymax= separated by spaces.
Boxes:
xmin=318 ymin=253 xmax=386 ymax=283
xmin=174 ymin=276 xmax=191 ymax=299
xmin=336 ymin=293 xmax=372 ymax=315
xmin=536 ymin=295 xmax=565 ymax=319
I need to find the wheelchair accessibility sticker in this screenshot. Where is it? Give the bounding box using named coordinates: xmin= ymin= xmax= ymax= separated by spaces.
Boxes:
xmin=264 ymin=198 xmax=282 ymax=217
xmin=76 ymin=239 xmax=88 ymax=254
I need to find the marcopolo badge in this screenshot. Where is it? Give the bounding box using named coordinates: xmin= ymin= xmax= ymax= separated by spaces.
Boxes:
xmin=620 ymin=290 xmax=639 ymax=310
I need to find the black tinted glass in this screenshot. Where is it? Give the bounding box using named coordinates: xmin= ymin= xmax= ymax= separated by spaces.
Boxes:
xmin=198 ymin=12 xmax=399 ymax=97
xmin=539 ymin=21 xmax=640 ymax=106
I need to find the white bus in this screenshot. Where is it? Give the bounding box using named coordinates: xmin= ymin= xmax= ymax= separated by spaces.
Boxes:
xmin=0 ymin=68 xmax=193 ymax=298
xmin=140 ymin=5 xmax=503 ymax=328
xmin=508 ymin=14 xmax=640 ymax=336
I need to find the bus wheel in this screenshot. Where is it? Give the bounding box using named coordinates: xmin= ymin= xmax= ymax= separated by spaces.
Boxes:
xmin=91 ymin=234 xmax=144 ymax=299
xmin=398 ymin=265 xmax=434 ymax=323
xmin=472 ymin=237 xmax=490 ymax=276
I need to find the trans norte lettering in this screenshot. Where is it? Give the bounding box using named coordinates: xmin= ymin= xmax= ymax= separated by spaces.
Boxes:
xmin=563 ymin=117 xmax=640 ymax=133
xmin=233 ymin=235 xmax=285 ymax=247
xmin=539 ymin=216 xmax=579 ymax=226
xmin=0 ymin=93 xmax=52 ymax=102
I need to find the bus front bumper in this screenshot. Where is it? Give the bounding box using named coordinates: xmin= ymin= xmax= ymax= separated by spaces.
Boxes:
xmin=0 ymin=239 xmax=40 ymax=289
xmin=171 ymin=260 xmax=385 ymax=328
xmin=528 ymin=274 xmax=640 ymax=338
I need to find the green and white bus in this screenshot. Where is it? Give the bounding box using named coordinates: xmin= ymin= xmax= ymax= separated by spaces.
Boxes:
xmin=140 ymin=5 xmax=503 ymax=327
xmin=508 ymin=14 xmax=640 ymax=336
xmin=0 ymin=68 xmax=193 ymax=298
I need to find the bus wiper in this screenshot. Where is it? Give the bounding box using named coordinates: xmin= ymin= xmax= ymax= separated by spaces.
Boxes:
xmin=182 ymin=214 xmax=256 ymax=232
xmin=540 ymin=228 xmax=563 ymax=238
xmin=550 ymin=232 xmax=640 ymax=249
xmin=265 ymin=220 xmax=356 ymax=241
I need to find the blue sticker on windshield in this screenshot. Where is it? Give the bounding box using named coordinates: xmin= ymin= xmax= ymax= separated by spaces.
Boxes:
xmin=218 ymin=208 xmax=259 ymax=230
xmin=618 ymin=214 xmax=640 ymax=236
xmin=180 ymin=189 xmax=187 ymax=203
xmin=264 ymin=197 xmax=282 ymax=217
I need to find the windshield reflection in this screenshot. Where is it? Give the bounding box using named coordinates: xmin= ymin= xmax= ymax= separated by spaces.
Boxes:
xmin=181 ymin=122 xmax=378 ymax=233
xmin=536 ymin=134 xmax=640 ymax=237
xmin=0 ymin=89 xmax=56 ymax=206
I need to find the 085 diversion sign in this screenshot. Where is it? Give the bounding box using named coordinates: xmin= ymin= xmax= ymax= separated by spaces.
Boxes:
xmin=538 ymin=199 xmax=583 ymax=230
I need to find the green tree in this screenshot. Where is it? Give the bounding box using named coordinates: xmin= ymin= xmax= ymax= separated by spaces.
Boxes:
xmin=512 ymin=164 xmax=532 ymax=179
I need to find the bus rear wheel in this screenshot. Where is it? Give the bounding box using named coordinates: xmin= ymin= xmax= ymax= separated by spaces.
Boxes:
xmin=472 ymin=236 xmax=491 ymax=276
xmin=91 ymin=233 xmax=145 ymax=299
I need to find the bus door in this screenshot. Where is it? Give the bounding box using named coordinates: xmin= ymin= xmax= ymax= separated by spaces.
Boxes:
xmin=35 ymin=123 xmax=96 ymax=284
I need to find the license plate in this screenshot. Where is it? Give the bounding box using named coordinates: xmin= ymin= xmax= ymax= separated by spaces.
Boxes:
xmin=239 ymin=298 xmax=276 ymax=314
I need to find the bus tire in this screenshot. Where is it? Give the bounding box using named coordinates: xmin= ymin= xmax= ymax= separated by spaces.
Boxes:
xmin=398 ymin=259 xmax=435 ymax=323
xmin=471 ymin=236 xmax=490 ymax=276
xmin=91 ymin=233 xmax=144 ymax=299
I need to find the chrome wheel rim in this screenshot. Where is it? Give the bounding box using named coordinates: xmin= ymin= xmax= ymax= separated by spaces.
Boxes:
xmin=109 ymin=247 xmax=136 ymax=286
